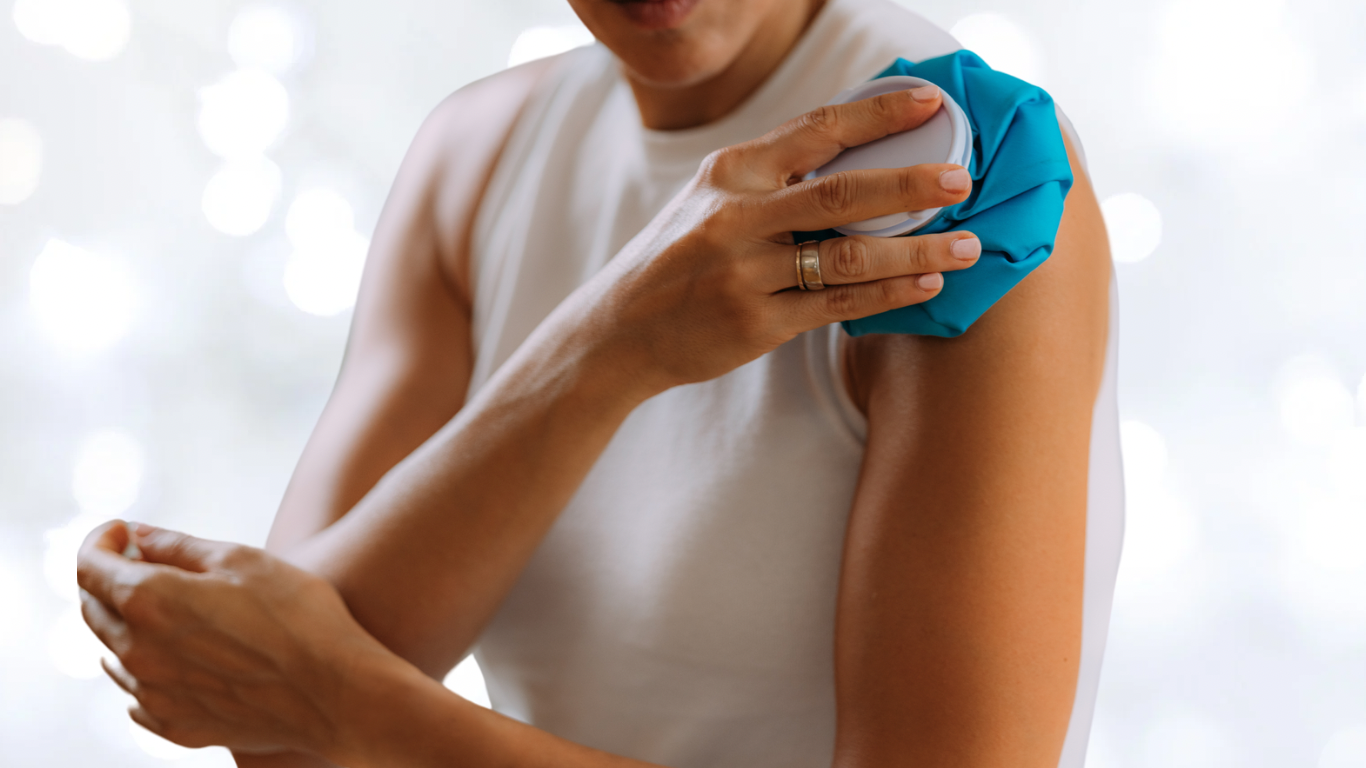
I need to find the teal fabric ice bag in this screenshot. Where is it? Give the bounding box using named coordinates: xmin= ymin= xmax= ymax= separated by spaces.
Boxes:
xmin=802 ymin=50 xmax=1074 ymax=338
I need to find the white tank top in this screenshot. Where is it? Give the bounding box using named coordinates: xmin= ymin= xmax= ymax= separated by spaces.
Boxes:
xmin=466 ymin=1 xmax=1125 ymax=766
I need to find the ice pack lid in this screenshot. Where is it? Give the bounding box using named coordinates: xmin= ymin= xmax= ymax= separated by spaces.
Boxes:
xmin=805 ymin=75 xmax=973 ymax=238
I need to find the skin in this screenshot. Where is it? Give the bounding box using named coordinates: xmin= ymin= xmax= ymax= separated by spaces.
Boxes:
xmin=76 ymin=0 xmax=1112 ymax=766
xmin=575 ymin=0 xmax=825 ymax=129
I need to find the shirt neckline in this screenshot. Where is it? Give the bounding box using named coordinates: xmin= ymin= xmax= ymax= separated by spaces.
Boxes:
xmin=630 ymin=0 xmax=854 ymax=169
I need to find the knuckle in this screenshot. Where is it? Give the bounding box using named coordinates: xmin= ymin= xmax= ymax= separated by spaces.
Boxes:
xmin=697 ymin=150 xmax=724 ymax=182
xmin=704 ymin=194 xmax=745 ymax=234
xmin=867 ymin=92 xmax=901 ymax=125
xmin=896 ymin=167 xmax=921 ymax=206
xmin=906 ymin=235 xmax=934 ymax=272
xmin=688 ymin=210 xmax=737 ymax=260
xmin=700 ymin=146 xmax=743 ymax=182
xmin=216 ymin=544 xmax=253 ymax=570
xmin=884 ymin=277 xmax=919 ymax=307
xmin=798 ymin=105 xmax=840 ymax=140
xmin=823 ymin=287 xmax=860 ymax=319
xmin=829 ymin=238 xmax=871 ymax=280
xmin=814 ymin=172 xmax=856 ymax=218
xmin=142 ymin=529 xmax=178 ymax=555
xmin=120 ymin=575 xmax=168 ymax=626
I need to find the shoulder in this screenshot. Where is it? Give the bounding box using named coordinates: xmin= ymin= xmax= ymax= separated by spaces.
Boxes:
xmin=412 ymin=54 xmax=561 ymax=203
xmin=843 ymin=126 xmax=1110 ymax=413
xmin=396 ymin=55 xmax=561 ymax=299
xmin=420 ymin=56 xmax=559 ymax=158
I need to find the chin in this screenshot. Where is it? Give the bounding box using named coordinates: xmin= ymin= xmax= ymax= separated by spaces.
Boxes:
xmin=617 ymin=35 xmax=739 ymax=89
xmin=571 ymin=0 xmax=766 ymax=88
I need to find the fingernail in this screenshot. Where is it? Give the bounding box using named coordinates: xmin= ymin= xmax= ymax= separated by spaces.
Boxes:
xmin=939 ymin=168 xmax=971 ymax=193
xmin=910 ymin=85 xmax=940 ymax=102
xmin=918 ymin=273 xmax=944 ymax=291
xmin=951 ymin=237 xmax=981 ymax=261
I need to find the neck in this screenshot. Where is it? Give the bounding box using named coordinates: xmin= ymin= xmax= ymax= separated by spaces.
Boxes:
xmin=628 ymin=0 xmax=826 ymax=131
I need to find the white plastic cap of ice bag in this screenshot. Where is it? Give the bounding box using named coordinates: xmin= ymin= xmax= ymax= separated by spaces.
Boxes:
xmin=805 ymin=76 xmax=972 ymax=238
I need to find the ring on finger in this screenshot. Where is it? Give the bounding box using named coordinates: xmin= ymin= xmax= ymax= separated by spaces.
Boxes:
xmin=799 ymin=241 xmax=824 ymax=291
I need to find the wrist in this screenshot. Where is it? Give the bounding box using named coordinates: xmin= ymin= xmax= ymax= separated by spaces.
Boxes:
xmin=567 ymin=323 xmax=675 ymax=407
xmin=317 ymin=643 xmax=433 ymax=768
xmin=484 ymin=302 xmax=670 ymax=423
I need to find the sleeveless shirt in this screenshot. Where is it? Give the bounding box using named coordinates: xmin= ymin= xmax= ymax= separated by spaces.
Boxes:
xmin=465 ymin=1 xmax=1126 ymax=766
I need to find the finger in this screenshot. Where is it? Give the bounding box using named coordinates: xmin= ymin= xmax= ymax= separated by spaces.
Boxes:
xmin=750 ymin=86 xmax=945 ymax=180
xmin=133 ymin=689 xmax=234 ymax=751
xmin=761 ymin=163 xmax=972 ymax=234
xmin=103 ymin=656 xmax=140 ymax=697
xmin=135 ymin=526 xmax=230 ymax=574
xmin=760 ymin=232 xmax=980 ymax=292
xmin=775 ymin=273 xmax=946 ymax=329
xmin=81 ymin=588 xmax=130 ymax=655
xmin=129 ymin=702 xmax=166 ymax=736
xmin=128 ymin=684 xmax=198 ymax=737
xmin=77 ymin=520 xmax=145 ymax=615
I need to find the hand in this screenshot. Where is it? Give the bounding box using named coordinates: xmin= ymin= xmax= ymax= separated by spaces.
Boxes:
xmin=561 ymin=85 xmax=979 ymax=391
xmin=75 ymin=521 xmax=404 ymax=763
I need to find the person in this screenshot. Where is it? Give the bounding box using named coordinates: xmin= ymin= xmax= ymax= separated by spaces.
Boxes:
xmin=76 ymin=0 xmax=1123 ymax=766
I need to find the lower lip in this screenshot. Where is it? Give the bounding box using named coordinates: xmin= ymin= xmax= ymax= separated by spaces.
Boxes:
xmin=615 ymin=0 xmax=702 ymax=30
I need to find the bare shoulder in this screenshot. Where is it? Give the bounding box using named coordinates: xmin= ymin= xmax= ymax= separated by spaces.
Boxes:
xmin=832 ymin=130 xmax=1108 ymax=766
xmin=396 ymin=57 xmax=560 ymax=301
xmin=843 ymin=128 xmax=1111 ymax=409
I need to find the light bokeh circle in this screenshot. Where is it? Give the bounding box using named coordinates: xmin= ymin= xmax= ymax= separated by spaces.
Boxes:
xmin=202 ymin=157 xmax=283 ymax=236
xmin=48 ymin=606 xmax=108 ymax=679
xmin=197 ymin=70 xmax=290 ymax=158
xmin=1102 ymin=193 xmax=1163 ymax=264
xmin=13 ymin=0 xmax=131 ymax=61
xmin=72 ymin=431 xmax=145 ymax=517
xmin=29 ymin=239 xmax=139 ymax=354
xmin=0 ymin=118 xmax=44 ymax=205
xmin=228 ymin=5 xmax=307 ymax=74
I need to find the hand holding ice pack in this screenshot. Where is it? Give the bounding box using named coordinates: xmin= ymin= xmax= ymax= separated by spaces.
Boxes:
xmin=806 ymin=50 xmax=1074 ymax=338
xmin=806 ymin=75 xmax=973 ymax=237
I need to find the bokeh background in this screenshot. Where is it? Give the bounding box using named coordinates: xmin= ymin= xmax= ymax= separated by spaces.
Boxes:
xmin=2 ymin=0 xmax=1364 ymax=765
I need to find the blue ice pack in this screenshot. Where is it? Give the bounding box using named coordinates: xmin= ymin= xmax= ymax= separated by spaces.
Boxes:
xmin=807 ymin=50 xmax=1074 ymax=338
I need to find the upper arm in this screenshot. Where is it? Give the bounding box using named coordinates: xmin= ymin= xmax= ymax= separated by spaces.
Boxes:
xmin=265 ymin=61 xmax=552 ymax=553
xmin=833 ymin=133 xmax=1110 ymax=767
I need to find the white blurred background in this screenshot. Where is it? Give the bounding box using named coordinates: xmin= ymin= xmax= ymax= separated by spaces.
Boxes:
xmin=2 ymin=0 xmax=1364 ymax=765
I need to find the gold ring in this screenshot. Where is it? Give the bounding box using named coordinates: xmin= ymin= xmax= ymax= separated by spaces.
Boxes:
xmin=796 ymin=243 xmax=809 ymax=290
xmin=799 ymin=241 xmax=824 ymax=291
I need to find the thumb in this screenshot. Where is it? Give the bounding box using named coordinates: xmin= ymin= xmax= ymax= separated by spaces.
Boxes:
xmin=132 ymin=525 xmax=226 ymax=574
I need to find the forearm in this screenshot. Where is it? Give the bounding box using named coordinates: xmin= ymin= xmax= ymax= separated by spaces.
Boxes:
xmin=327 ymin=653 xmax=657 ymax=768
xmin=283 ymin=292 xmax=661 ymax=674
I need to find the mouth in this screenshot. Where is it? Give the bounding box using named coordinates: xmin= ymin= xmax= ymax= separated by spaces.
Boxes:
xmin=607 ymin=0 xmax=702 ymax=30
